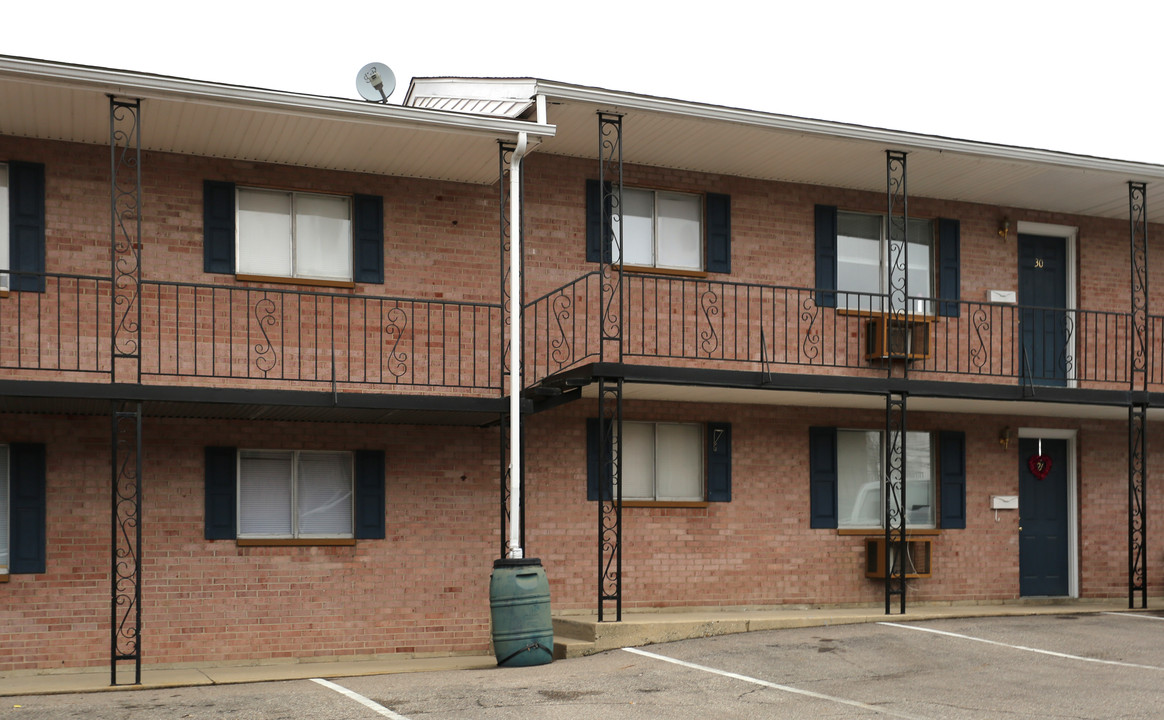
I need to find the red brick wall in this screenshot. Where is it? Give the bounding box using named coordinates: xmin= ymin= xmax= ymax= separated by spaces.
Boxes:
xmin=0 ymin=403 xmax=1158 ymax=671
xmin=0 ymin=414 xmax=501 ymax=672
xmin=525 ymin=401 xmax=1161 ymax=611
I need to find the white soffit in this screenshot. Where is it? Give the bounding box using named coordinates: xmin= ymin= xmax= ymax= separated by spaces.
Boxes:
xmin=533 ymin=82 xmax=1164 ymax=224
xmin=0 ymin=58 xmax=555 ymax=185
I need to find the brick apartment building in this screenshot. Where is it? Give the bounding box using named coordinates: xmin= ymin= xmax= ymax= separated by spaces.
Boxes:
xmin=0 ymin=56 xmax=1160 ymax=678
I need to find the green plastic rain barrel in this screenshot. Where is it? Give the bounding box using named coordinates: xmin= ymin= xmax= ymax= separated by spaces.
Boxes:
xmin=490 ymin=558 xmax=553 ymax=667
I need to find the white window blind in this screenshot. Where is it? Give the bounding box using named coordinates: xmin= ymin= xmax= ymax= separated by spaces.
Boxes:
xmin=622 ymin=422 xmax=704 ymax=501
xmin=239 ymin=451 xmax=294 ymax=536
xmin=613 ymin=188 xmax=703 ymax=270
xmin=294 ymin=194 xmax=351 ymax=280
xmin=656 ymin=423 xmax=703 ymax=500
xmin=297 ymin=452 xmax=353 ymax=536
xmin=236 ymin=188 xmax=352 ymax=281
xmin=837 ymin=430 xmax=935 ymax=529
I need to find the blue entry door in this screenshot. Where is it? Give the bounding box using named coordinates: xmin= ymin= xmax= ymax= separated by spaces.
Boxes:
xmin=1018 ymin=234 xmax=1069 ymax=386
xmin=1018 ymin=438 xmax=1069 ymax=596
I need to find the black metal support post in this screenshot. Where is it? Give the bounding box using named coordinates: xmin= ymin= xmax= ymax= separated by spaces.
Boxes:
xmin=1129 ymin=181 xmax=1148 ymax=609
xmin=110 ymin=97 xmax=142 ymax=384
xmin=594 ymin=111 xmax=625 ymax=621
xmin=883 ymin=151 xmax=909 ymax=614
xmin=597 ymin=377 xmax=623 ymax=622
xmin=598 ymin=112 xmax=624 ymax=364
xmin=884 ymin=392 xmax=907 ymax=614
xmin=109 ymin=96 xmax=143 ymax=685
xmin=110 ymin=401 xmax=142 ymax=685
xmin=1129 ymin=403 xmax=1148 ymax=609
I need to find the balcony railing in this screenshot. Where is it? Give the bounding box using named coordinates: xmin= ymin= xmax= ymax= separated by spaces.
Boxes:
xmin=2 ymin=272 xmax=502 ymax=393
xmin=2 ymin=270 xmax=1157 ymax=397
xmin=523 ymin=272 xmax=1154 ymax=392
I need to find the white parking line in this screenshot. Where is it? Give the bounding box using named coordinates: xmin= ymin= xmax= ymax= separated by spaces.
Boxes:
xmin=623 ymin=647 xmax=930 ymax=719
xmin=311 ymin=677 xmax=412 ymax=719
xmin=879 ymin=622 xmax=1164 ymax=670
xmin=1103 ymin=611 xmax=1164 ymax=622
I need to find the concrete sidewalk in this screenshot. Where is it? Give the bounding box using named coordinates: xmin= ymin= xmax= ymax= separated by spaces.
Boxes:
xmin=1 ymin=598 xmax=1152 ymax=697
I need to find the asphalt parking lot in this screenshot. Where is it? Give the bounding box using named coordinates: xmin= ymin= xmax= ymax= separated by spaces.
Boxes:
xmin=6 ymin=611 xmax=1163 ymax=719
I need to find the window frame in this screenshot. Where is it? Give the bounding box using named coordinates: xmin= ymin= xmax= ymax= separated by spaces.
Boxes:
xmin=620 ymin=421 xmax=705 ymax=502
xmin=836 ymin=210 xmax=935 ymax=314
xmin=836 ymin=429 xmax=937 ymax=531
xmin=234 ymin=186 xmax=354 ymax=283
xmin=236 ymin=449 xmax=355 ymax=540
xmin=614 ymin=187 xmax=705 ymax=272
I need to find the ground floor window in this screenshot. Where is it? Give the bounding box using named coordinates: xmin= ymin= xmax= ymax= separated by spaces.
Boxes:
xmin=238 ymin=450 xmax=354 ymax=538
xmin=836 ymin=430 xmax=935 ymax=529
xmin=621 ymin=422 xmax=704 ymax=501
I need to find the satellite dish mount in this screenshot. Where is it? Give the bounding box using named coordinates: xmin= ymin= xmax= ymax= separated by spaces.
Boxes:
xmin=356 ymin=62 xmax=396 ymax=103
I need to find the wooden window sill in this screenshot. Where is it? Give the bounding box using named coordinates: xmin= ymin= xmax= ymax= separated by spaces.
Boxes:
xmin=617 ymin=265 xmax=709 ymax=279
xmin=622 ymin=501 xmax=710 ymax=508
xmin=838 ymin=528 xmax=941 ymax=536
xmin=0 ymin=572 xmax=8 ymax=583
xmin=237 ymin=538 xmax=356 ymax=547
xmin=235 ymin=274 xmax=356 ymax=290
xmin=835 ymin=308 xmax=938 ymax=322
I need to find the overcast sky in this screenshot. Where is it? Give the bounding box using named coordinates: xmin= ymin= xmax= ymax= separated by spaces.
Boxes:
xmin=8 ymin=1 xmax=1163 ymax=164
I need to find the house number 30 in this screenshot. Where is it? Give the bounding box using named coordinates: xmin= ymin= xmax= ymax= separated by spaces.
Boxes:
xmin=1034 ymin=258 xmax=1045 ymax=268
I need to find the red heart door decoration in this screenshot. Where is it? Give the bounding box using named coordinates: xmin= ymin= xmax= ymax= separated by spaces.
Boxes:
xmin=1028 ymin=454 xmax=1052 ymax=480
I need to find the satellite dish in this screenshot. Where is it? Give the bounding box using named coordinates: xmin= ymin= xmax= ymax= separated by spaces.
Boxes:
xmin=356 ymin=62 xmax=396 ymax=103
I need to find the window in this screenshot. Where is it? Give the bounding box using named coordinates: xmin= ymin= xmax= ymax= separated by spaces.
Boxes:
xmin=236 ymin=188 xmax=352 ymax=282
xmin=837 ymin=430 xmax=935 ymax=529
xmin=613 ymin=188 xmax=703 ymax=270
xmin=836 ymin=212 xmax=934 ymax=313
xmin=620 ymin=421 xmax=704 ymax=501
xmin=238 ymin=450 xmax=353 ymax=538
xmin=0 ymin=445 xmax=8 ymax=573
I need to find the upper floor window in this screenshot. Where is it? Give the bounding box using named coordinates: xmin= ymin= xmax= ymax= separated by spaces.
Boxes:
xmin=621 ymin=421 xmax=705 ymax=501
xmin=614 ymin=188 xmax=704 ymax=271
xmin=837 ymin=429 xmax=935 ymax=529
xmin=236 ymin=188 xmax=353 ymax=282
xmin=837 ymin=211 xmax=934 ymax=313
xmin=238 ymin=449 xmax=354 ymax=539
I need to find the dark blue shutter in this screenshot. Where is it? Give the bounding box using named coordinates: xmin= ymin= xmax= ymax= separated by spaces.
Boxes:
xmin=809 ymin=427 xmax=838 ymax=529
xmin=937 ymin=218 xmax=961 ymax=318
xmin=706 ymin=422 xmax=732 ymax=502
xmin=354 ymin=450 xmax=386 ymax=539
xmin=705 ymin=193 xmax=731 ymax=274
xmin=814 ymin=205 xmax=838 ymax=308
xmin=9 ymin=443 xmax=47 ymax=574
xmin=353 ymin=194 xmax=384 ymax=284
xmin=939 ymin=431 xmax=967 ymax=529
xmin=204 ymin=446 xmax=237 ymax=540
xmin=203 ymin=181 xmax=236 ymax=274
xmin=585 ymin=180 xmax=613 ymax=263
xmin=586 ymin=418 xmax=614 ymax=501
xmin=9 ymin=162 xmax=46 ymax=292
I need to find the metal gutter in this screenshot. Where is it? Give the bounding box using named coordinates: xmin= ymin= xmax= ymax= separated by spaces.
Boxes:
xmin=0 ymin=56 xmax=556 ymax=140
xmin=534 ymin=80 xmax=1164 ymax=179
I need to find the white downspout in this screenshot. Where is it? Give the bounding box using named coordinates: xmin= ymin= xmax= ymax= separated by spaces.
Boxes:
xmin=507 ymin=131 xmax=529 ymax=559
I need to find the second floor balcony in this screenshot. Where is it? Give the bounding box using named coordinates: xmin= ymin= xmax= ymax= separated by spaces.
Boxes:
xmin=0 ymin=269 xmax=1158 ymax=403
